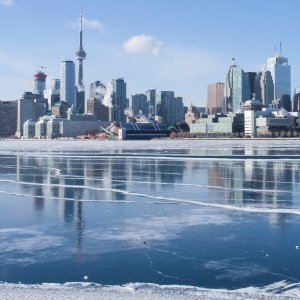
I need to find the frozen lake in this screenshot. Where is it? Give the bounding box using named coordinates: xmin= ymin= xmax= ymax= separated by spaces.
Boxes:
xmin=1 ymin=139 xmax=300 ymax=299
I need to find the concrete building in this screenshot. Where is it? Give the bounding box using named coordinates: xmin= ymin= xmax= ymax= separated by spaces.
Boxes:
xmin=189 ymin=113 xmax=244 ymax=136
xmin=23 ymin=120 xmax=36 ymax=139
xmin=87 ymin=97 xmax=109 ymax=121
xmin=243 ymin=100 xmax=297 ymax=137
xmin=207 ymin=82 xmax=224 ymax=114
xmin=16 ymin=92 xmax=47 ymax=138
xmin=60 ymin=60 xmax=75 ymax=106
xmin=131 ymin=94 xmax=148 ymax=116
xmin=224 ymin=58 xmax=250 ymax=113
xmin=0 ymin=100 xmax=17 ymax=137
xmin=185 ymin=103 xmax=200 ymax=124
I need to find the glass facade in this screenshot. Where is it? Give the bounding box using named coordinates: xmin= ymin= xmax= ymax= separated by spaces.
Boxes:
xmin=267 ymin=55 xmax=291 ymax=101
xmin=131 ymin=94 xmax=148 ymax=116
xmin=60 ymin=61 xmax=75 ymax=106
xmin=111 ymin=78 xmax=127 ymax=122
xmin=224 ymin=59 xmax=250 ymax=113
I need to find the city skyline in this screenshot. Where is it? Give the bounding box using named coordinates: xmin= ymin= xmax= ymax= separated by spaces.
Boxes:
xmin=0 ymin=0 xmax=300 ymax=106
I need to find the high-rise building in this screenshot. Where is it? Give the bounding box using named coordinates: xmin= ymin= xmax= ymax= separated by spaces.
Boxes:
xmin=293 ymin=87 xmax=300 ymax=112
xmin=75 ymin=9 xmax=87 ymax=114
xmin=254 ymin=70 xmax=274 ymax=107
xmin=51 ymin=79 xmax=61 ymax=93
xmin=146 ymin=89 xmax=156 ymax=116
xmin=245 ymin=72 xmax=256 ymax=97
xmin=34 ymin=71 xmax=47 ymax=95
xmin=60 ymin=60 xmax=75 ymax=106
xmin=0 ymin=100 xmax=17 ymax=137
xmin=224 ymin=58 xmax=250 ymax=113
xmin=131 ymin=94 xmax=148 ymax=116
xmin=266 ymin=49 xmax=291 ymax=102
xmin=44 ymin=79 xmax=61 ymax=109
xmin=159 ymin=91 xmax=184 ymax=124
xmin=207 ymin=82 xmax=224 ymax=114
xmin=111 ymin=78 xmax=127 ymax=122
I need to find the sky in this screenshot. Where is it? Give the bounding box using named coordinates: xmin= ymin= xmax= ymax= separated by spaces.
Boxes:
xmin=0 ymin=0 xmax=299 ymax=106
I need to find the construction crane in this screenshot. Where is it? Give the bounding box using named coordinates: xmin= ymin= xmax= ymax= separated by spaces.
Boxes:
xmin=33 ymin=65 xmax=47 ymax=72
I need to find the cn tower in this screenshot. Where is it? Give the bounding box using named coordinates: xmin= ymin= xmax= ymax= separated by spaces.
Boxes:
xmin=75 ymin=8 xmax=86 ymax=88
xmin=75 ymin=8 xmax=86 ymax=113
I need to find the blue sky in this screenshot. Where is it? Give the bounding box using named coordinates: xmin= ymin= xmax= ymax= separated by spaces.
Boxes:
xmin=0 ymin=0 xmax=299 ymax=106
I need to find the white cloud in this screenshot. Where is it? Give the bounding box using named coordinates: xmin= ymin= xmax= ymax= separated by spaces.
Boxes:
xmin=0 ymin=0 xmax=14 ymax=7
xmin=82 ymin=17 xmax=106 ymax=32
xmin=123 ymin=34 xmax=163 ymax=55
xmin=66 ymin=17 xmax=106 ymax=33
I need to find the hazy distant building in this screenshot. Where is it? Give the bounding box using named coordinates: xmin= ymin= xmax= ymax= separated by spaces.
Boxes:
xmin=60 ymin=60 xmax=75 ymax=106
xmin=111 ymin=78 xmax=127 ymax=122
xmin=51 ymin=79 xmax=60 ymax=92
xmin=293 ymin=87 xmax=300 ymax=112
xmin=146 ymin=89 xmax=156 ymax=116
xmin=254 ymin=70 xmax=274 ymax=107
xmin=132 ymin=94 xmax=148 ymax=116
xmin=266 ymin=50 xmax=291 ymax=102
xmin=89 ymin=81 xmax=104 ymax=99
xmin=0 ymin=100 xmax=17 ymax=137
xmin=207 ymin=82 xmax=224 ymax=114
xmin=224 ymin=58 xmax=250 ymax=113
xmin=185 ymin=103 xmax=200 ymax=124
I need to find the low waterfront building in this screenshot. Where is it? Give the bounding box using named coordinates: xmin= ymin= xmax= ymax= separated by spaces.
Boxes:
xmin=189 ymin=113 xmax=244 ymax=136
xmin=23 ymin=120 xmax=36 ymax=139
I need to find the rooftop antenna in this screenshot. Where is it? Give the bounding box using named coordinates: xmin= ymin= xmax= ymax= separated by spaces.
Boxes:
xmin=279 ymin=41 xmax=282 ymax=56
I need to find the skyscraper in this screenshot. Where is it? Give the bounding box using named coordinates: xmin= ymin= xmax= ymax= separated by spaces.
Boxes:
xmin=207 ymin=82 xmax=224 ymax=114
xmin=60 ymin=60 xmax=75 ymax=106
xmin=254 ymin=70 xmax=274 ymax=107
xmin=132 ymin=94 xmax=148 ymax=116
xmin=111 ymin=78 xmax=127 ymax=122
xmin=159 ymin=91 xmax=184 ymax=124
xmin=223 ymin=58 xmax=250 ymax=113
xmin=266 ymin=48 xmax=291 ymax=102
xmin=146 ymin=89 xmax=156 ymax=116
xmin=75 ymin=9 xmax=86 ymax=114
